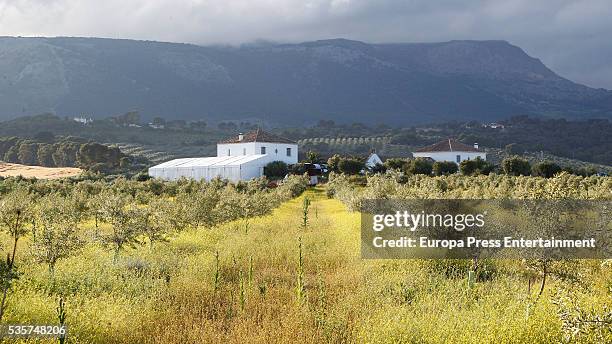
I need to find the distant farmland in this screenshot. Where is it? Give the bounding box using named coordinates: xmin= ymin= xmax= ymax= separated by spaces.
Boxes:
xmin=0 ymin=162 xmax=82 ymax=179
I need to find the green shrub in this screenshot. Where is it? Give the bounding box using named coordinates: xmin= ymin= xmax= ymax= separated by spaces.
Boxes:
xmin=384 ymin=158 xmax=409 ymax=171
xmin=460 ymin=157 xmax=495 ymax=176
xmin=264 ymin=161 xmax=288 ymax=179
xmin=532 ymin=161 xmax=562 ymax=178
xmin=432 ymin=161 xmax=458 ymax=176
xmin=405 ymin=158 xmax=433 ymax=175
xmin=338 ymin=158 xmax=363 ymax=175
xmin=502 ymin=156 xmax=531 ymax=176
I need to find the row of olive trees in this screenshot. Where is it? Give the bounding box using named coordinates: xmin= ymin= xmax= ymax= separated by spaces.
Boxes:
xmin=328 ymin=171 xmax=611 ymax=211
xmin=0 ymin=174 xmax=309 ymax=320
xmin=324 ymin=153 xmax=601 ymax=178
xmin=383 ymin=156 xmax=587 ymax=178
xmin=327 ymin=171 xmax=611 ymax=340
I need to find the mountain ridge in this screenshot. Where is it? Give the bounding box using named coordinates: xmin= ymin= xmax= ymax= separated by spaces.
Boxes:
xmin=0 ymin=36 xmax=610 ymax=124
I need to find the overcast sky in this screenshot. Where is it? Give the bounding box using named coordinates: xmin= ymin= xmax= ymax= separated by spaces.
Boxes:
xmin=1 ymin=0 xmax=611 ymax=89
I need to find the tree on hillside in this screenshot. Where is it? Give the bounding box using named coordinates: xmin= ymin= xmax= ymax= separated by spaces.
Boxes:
xmin=33 ymin=131 xmax=55 ymax=143
xmin=504 ymin=143 xmax=523 ymax=156
xmin=389 ymin=128 xmax=418 ymax=145
xmin=52 ymin=142 xmax=80 ymax=167
xmin=17 ymin=142 xmax=39 ymax=165
xmin=37 ymin=144 xmax=56 ymax=167
xmin=3 ymin=145 xmax=19 ymax=163
xmin=502 ymin=156 xmax=531 ymax=176
xmin=78 ymin=143 xmax=123 ymax=169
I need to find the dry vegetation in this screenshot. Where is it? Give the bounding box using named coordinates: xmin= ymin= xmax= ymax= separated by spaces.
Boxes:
xmin=0 ymin=174 xmax=610 ymax=343
xmin=0 ymin=162 xmax=82 ymax=179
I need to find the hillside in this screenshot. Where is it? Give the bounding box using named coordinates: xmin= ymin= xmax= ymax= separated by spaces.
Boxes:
xmin=1 ymin=37 xmax=611 ymax=125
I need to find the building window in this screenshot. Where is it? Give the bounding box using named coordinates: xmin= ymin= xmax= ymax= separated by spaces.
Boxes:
xmin=261 ymin=147 xmax=266 ymax=154
xmin=456 ymin=155 xmax=461 ymax=163
xmin=275 ymin=149 xmax=278 ymax=154
xmin=243 ymin=148 xmax=246 ymax=155
xmin=228 ymin=149 xmax=231 ymax=156
xmin=286 ymin=148 xmax=292 ymax=156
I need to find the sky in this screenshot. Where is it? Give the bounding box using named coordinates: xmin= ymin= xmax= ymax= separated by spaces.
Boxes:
xmin=1 ymin=0 xmax=611 ymax=89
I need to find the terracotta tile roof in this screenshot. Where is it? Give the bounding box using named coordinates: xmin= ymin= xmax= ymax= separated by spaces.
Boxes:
xmin=415 ymin=139 xmax=481 ymax=152
xmin=219 ymin=128 xmax=297 ymax=144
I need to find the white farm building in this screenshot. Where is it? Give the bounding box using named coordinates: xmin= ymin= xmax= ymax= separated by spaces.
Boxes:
xmin=149 ymin=129 xmax=298 ymax=182
xmin=365 ymin=152 xmax=383 ymax=169
xmin=412 ymin=139 xmax=486 ymax=163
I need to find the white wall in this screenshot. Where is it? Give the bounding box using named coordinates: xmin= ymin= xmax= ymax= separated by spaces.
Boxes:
xmin=217 ymin=142 xmax=298 ymax=165
xmin=217 ymin=142 xmax=257 ymax=156
xmin=412 ymin=151 xmax=486 ymax=163
xmin=150 ymin=164 xmax=258 ymax=182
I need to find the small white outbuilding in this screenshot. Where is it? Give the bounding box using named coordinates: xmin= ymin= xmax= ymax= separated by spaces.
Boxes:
xmin=365 ymin=152 xmax=383 ymax=169
xmin=148 ymin=129 xmax=298 ymax=182
xmin=412 ymin=139 xmax=486 ymax=163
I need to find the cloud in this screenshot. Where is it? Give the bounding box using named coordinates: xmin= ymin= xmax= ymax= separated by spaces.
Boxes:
xmin=0 ymin=0 xmax=610 ymax=88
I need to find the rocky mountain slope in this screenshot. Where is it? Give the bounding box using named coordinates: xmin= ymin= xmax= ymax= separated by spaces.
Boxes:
xmin=1 ymin=37 xmax=610 ymax=124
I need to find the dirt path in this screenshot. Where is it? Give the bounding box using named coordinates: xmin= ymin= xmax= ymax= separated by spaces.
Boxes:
xmin=0 ymin=162 xmax=82 ymax=179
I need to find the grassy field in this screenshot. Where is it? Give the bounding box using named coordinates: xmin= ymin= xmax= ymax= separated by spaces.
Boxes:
xmin=3 ymin=187 xmax=611 ymax=343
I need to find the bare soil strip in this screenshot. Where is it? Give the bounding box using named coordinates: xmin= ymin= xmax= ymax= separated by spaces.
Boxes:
xmin=0 ymin=162 xmax=82 ymax=179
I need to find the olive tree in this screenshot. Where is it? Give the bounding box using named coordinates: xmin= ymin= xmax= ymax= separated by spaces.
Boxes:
xmin=99 ymin=192 xmax=142 ymax=262
xmin=31 ymin=194 xmax=83 ymax=277
xmin=502 ymin=156 xmax=531 ymax=176
xmin=185 ymin=186 xmax=221 ymax=228
xmin=0 ymin=188 xmax=33 ymax=321
xmin=139 ymin=199 xmax=172 ymax=249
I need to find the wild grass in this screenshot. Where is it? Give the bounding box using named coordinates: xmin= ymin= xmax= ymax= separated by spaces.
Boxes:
xmin=1 ymin=186 xmax=610 ymax=343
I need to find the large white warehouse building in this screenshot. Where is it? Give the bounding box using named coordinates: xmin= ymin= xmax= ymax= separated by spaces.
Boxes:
xmin=412 ymin=139 xmax=486 ymax=163
xmin=149 ymin=129 xmax=298 ymax=182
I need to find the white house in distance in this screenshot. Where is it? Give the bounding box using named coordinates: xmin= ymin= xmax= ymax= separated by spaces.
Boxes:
xmin=412 ymin=139 xmax=486 ymax=163
xmin=148 ymin=129 xmax=298 ymax=182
